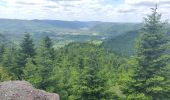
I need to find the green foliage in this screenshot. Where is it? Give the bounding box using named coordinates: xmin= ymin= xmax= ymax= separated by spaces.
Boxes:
xmin=0 ymin=66 xmax=13 ymax=81
xmin=91 ymin=23 xmax=141 ymax=36
xmin=123 ymin=7 xmax=170 ymax=100
xmin=38 ymin=36 xmax=55 ymax=60
xmin=23 ymin=58 xmax=42 ymax=86
xmin=24 ymin=36 xmax=55 ymax=90
xmin=77 ymin=49 xmax=105 ymax=100
xmin=1 ymin=11 xmax=170 ymax=100
xmin=102 ymin=30 xmax=139 ymax=56
xmin=16 ymin=33 xmax=35 ymax=79
xmin=0 ymin=38 xmax=126 ymax=99
xmin=20 ymin=33 xmax=35 ymax=58
xmin=1 ymin=46 xmax=18 ymax=79
xmin=49 ymin=43 xmax=124 ymax=100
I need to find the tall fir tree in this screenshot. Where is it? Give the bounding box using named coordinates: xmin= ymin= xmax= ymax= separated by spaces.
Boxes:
xmin=2 ymin=47 xmax=17 ymax=78
xmin=24 ymin=36 xmax=55 ymax=90
xmin=78 ymin=49 xmax=105 ymax=100
xmin=20 ymin=33 xmax=35 ymax=58
xmin=39 ymin=36 xmax=55 ymax=60
xmin=23 ymin=58 xmax=42 ymax=86
xmin=16 ymin=33 xmax=35 ymax=80
xmin=37 ymin=36 xmax=55 ymax=90
xmin=124 ymin=6 xmax=170 ymax=100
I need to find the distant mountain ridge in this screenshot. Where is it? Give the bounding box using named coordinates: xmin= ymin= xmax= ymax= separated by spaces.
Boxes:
xmin=0 ymin=19 xmax=143 ymax=51
xmin=0 ymin=19 xmax=101 ymax=30
xmin=32 ymin=19 xmax=102 ymax=29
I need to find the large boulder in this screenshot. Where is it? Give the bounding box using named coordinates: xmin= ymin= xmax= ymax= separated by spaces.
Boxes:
xmin=0 ymin=81 xmax=60 ymax=100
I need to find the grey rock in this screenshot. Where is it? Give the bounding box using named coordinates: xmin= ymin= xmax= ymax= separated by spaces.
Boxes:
xmin=0 ymin=81 xmax=60 ymax=100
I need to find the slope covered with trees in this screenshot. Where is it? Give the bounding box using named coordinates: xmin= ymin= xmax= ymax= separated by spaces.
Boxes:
xmin=102 ymin=24 xmax=170 ymax=56
xmin=0 ymin=7 xmax=170 ymax=100
xmin=0 ymin=34 xmax=126 ymax=99
xmin=102 ymin=30 xmax=139 ymax=56
xmin=0 ymin=19 xmax=142 ymax=49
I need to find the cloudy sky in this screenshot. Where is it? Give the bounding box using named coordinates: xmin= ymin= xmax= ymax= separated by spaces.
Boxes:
xmin=0 ymin=0 xmax=169 ymax=22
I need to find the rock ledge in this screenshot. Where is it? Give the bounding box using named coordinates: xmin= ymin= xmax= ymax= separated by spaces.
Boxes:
xmin=0 ymin=81 xmax=60 ymax=100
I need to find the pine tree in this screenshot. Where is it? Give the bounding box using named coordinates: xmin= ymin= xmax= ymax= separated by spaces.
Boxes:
xmin=2 ymin=47 xmax=17 ymax=77
xmin=39 ymin=36 xmax=55 ymax=60
xmin=23 ymin=58 xmax=42 ymax=87
xmin=16 ymin=33 xmax=35 ymax=79
xmin=31 ymin=36 xmax=55 ymax=90
xmin=78 ymin=50 xmax=105 ymax=100
xmin=124 ymin=6 xmax=170 ymax=100
xmin=20 ymin=33 xmax=35 ymax=58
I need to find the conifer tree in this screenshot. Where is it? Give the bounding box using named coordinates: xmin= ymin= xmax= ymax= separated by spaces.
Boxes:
xmin=20 ymin=33 xmax=35 ymax=58
xmin=78 ymin=50 xmax=105 ymax=100
xmin=23 ymin=58 xmax=42 ymax=87
xmin=38 ymin=36 xmax=55 ymax=60
xmin=124 ymin=6 xmax=170 ymax=100
xmin=2 ymin=47 xmax=17 ymax=77
xmin=16 ymin=33 xmax=35 ymax=79
xmin=38 ymin=36 xmax=55 ymax=89
xmin=27 ymin=36 xmax=55 ymax=90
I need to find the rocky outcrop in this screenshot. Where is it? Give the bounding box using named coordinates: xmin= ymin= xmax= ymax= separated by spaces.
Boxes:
xmin=0 ymin=81 xmax=60 ymax=100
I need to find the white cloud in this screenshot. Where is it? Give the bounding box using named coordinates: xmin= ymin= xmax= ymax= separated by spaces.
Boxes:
xmin=0 ymin=0 xmax=170 ymax=22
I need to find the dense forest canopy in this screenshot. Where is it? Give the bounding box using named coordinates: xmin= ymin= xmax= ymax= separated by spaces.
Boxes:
xmin=0 ymin=7 xmax=170 ymax=100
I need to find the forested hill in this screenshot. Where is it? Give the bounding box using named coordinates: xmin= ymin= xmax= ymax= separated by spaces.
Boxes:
xmin=2 ymin=19 xmax=169 ymax=56
xmin=0 ymin=19 xmax=141 ymax=49
xmin=0 ymin=34 xmax=10 ymax=45
xmin=91 ymin=23 xmax=141 ymax=37
xmin=1 ymin=8 xmax=170 ymax=100
xmin=102 ymin=30 xmax=139 ymax=56
xmin=0 ymin=19 xmax=144 ymax=56
xmin=0 ymin=34 xmax=5 ymax=42
xmin=0 ymin=19 xmax=140 ymax=35
xmin=32 ymin=20 xmax=101 ymax=29
xmin=102 ymin=26 xmax=170 ymax=56
xmin=0 ymin=19 xmax=100 ymax=30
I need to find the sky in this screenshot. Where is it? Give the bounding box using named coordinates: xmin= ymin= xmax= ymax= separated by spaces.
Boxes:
xmin=0 ymin=0 xmax=170 ymax=22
